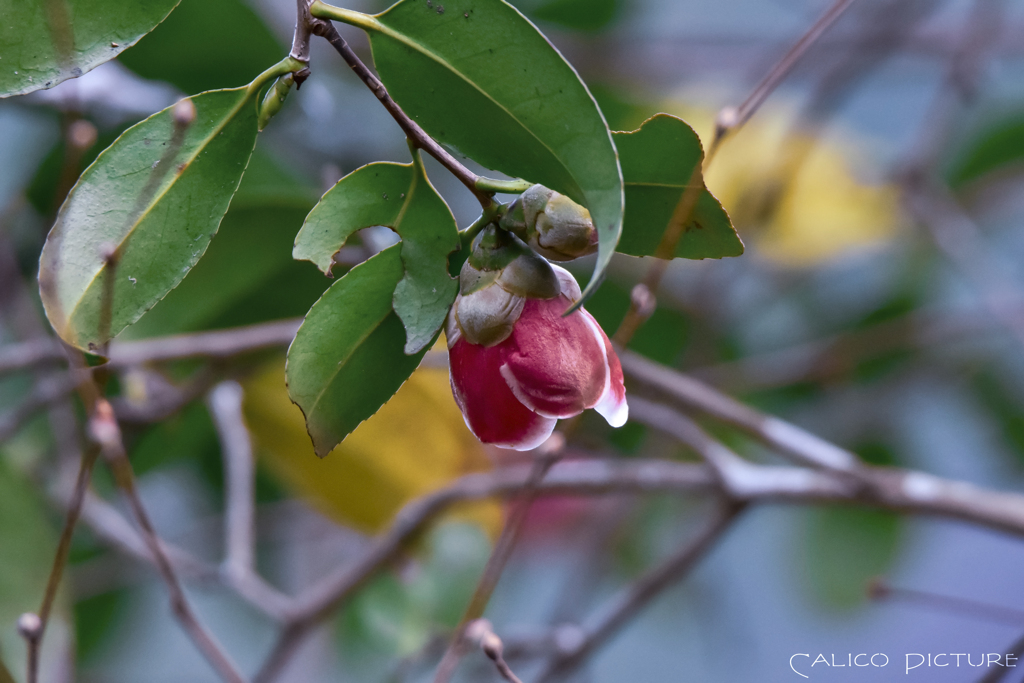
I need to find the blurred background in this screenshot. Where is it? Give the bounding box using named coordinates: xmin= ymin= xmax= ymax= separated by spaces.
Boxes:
xmin=3 ymin=0 xmax=1024 ymax=681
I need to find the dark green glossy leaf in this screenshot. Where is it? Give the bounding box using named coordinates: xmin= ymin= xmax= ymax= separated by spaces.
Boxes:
xmin=320 ymin=0 xmax=623 ymax=305
xmin=513 ymin=0 xmax=622 ymax=32
xmin=123 ymin=150 xmax=328 ymax=339
xmin=947 ymin=115 xmax=1024 ymax=188
xmin=614 ymin=114 xmax=742 ymax=260
xmin=38 ymin=83 xmax=270 ymax=352
xmin=294 ymin=159 xmax=459 ymax=354
xmin=118 ymin=0 xmax=283 ymax=96
xmin=287 ymin=246 xmax=428 ymax=457
xmin=0 ymin=0 xmax=180 ymax=97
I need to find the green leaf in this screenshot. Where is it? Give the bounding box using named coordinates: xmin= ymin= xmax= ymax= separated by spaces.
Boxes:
xmin=513 ymin=0 xmax=622 ymax=32
xmin=118 ymin=0 xmax=283 ymax=96
xmin=0 ymin=657 xmax=13 ymax=683
xmin=294 ymin=158 xmax=459 ymax=354
xmin=614 ymin=114 xmax=742 ymax=260
xmin=38 ymin=61 xmax=297 ymax=352
xmin=947 ymin=115 xmax=1024 ymax=188
xmin=803 ymin=508 xmax=901 ymax=608
xmin=123 ymin=150 xmax=329 ymax=338
xmin=0 ymin=0 xmax=180 ymax=98
xmin=314 ymin=0 xmax=623 ymax=306
xmin=287 ymin=246 xmax=429 ymax=457
xmin=0 ymin=458 xmax=67 ymax=682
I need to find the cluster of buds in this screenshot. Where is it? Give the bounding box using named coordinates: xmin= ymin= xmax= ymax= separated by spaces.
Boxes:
xmin=446 ymin=187 xmax=627 ymax=451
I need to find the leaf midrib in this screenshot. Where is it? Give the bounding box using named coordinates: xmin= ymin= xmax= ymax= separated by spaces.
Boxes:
xmin=64 ymin=88 xmax=253 ymax=321
xmin=624 ymin=181 xmax=704 ymax=189
xmin=370 ymin=16 xmax=588 ymax=202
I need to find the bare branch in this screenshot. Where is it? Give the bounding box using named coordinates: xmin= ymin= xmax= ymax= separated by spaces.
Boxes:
xmin=90 ymin=400 xmax=249 ymax=683
xmin=23 ymin=445 xmax=99 ymax=683
xmin=431 ymin=435 xmax=565 ymax=683
xmin=903 ymin=180 xmax=1024 ymax=353
xmin=109 ymin=319 xmax=302 ymax=368
xmin=315 ymin=21 xmax=494 ymax=210
xmin=0 ymin=371 xmax=83 ymax=441
xmin=0 ymin=339 xmax=64 ymax=376
xmin=979 ymin=632 xmax=1024 ymax=683
xmin=710 ymin=0 xmax=859 ymax=152
xmin=289 ymin=0 xmax=324 ymax=65
xmin=209 ymin=382 xmax=256 ymax=577
xmin=620 ymin=351 xmax=860 ymax=472
xmin=534 ymin=500 xmax=744 ymax=682
xmin=870 ymin=579 xmax=1024 ymax=626
xmin=464 ymin=620 xmax=525 ymax=683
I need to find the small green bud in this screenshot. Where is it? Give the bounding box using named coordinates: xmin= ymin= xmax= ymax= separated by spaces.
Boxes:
xmin=500 ymin=184 xmax=598 ymax=261
xmin=257 ymin=74 xmax=295 ymax=131
xmin=450 ymin=226 xmax=559 ymax=347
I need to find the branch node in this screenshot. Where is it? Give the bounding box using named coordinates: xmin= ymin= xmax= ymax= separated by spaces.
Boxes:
xmin=293 ymin=67 xmax=311 ymax=90
xmin=17 ymin=613 xmax=42 ymax=641
xmin=629 ymin=283 xmax=657 ymax=322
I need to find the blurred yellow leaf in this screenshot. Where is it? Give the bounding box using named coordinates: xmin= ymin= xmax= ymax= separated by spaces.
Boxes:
xmin=243 ymin=357 xmax=502 ymax=536
xmin=661 ymin=101 xmax=904 ymax=266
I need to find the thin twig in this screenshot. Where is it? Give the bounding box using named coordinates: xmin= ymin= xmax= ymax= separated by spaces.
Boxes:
xmin=23 ymin=445 xmax=100 ymax=683
xmin=252 ymin=433 xmax=1024 ymax=683
xmin=709 ymin=0 xmax=859 ymax=155
xmin=534 ymin=500 xmax=745 ymax=682
xmin=208 ymin=382 xmax=256 ymax=576
xmin=316 ymin=22 xmax=493 ymax=209
xmin=431 ymin=436 xmax=565 ymax=683
xmin=904 ymin=180 xmax=1024 ymax=353
xmin=871 ymin=580 xmax=1024 ymax=626
xmin=464 ymin=620 xmax=525 ymax=683
xmin=90 ymin=399 xmax=249 ymax=683
xmin=0 ymin=371 xmax=84 ymax=442
xmin=978 ymin=632 xmax=1024 ymax=683
xmin=621 ymin=351 xmax=860 ymax=472
xmin=612 ymin=0 xmax=859 ymax=349
xmin=109 ymin=318 xmax=302 ymax=368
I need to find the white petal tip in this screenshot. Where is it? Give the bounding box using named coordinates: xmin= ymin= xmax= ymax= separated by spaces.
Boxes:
xmin=595 ymin=395 xmax=628 ymax=428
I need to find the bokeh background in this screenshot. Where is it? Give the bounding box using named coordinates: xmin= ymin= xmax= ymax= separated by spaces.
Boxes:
xmin=3 ymin=0 xmax=1024 ymax=681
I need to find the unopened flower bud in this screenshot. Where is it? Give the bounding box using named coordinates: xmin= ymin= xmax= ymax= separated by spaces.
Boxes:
xmin=258 ymin=73 xmax=295 ymax=131
xmin=500 ymin=184 xmax=597 ymax=261
xmin=448 ymin=226 xmax=558 ymax=348
xmin=446 ymin=226 xmax=627 ymax=451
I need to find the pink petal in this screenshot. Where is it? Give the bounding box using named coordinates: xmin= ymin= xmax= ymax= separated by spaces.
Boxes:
xmin=499 ymin=296 xmax=607 ymax=419
xmin=449 ymin=336 xmax=557 ymax=450
xmin=582 ymin=310 xmax=628 ymax=427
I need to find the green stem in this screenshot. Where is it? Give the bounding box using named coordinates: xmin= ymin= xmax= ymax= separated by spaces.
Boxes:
xmin=310 ymin=1 xmax=381 ymax=32
xmin=246 ymin=56 xmax=305 ymax=99
xmin=475 ymin=177 xmax=534 ymax=195
xmin=458 ymin=215 xmax=491 ymax=249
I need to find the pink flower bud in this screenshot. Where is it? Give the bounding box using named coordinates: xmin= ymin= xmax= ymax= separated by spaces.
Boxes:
xmin=447 ymin=246 xmax=627 ymax=450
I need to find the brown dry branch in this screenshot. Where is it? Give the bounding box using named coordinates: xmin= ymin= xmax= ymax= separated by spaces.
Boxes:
xmin=314 ymin=20 xmax=494 ymax=209
xmin=430 ymin=435 xmax=565 ymax=683
xmin=533 ymin=500 xmax=745 ymax=683
xmin=90 ymin=399 xmax=249 ymax=683
xmin=613 ymin=0 xmax=857 ymax=349
xmin=21 ymin=444 xmax=99 ymax=683
xmin=464 ymin=620 xmax=526 ymax=683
